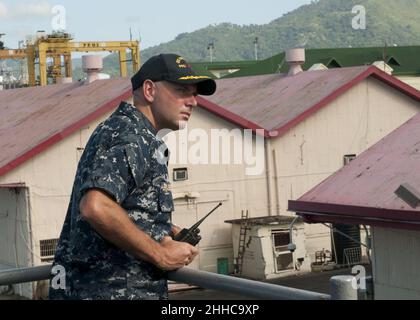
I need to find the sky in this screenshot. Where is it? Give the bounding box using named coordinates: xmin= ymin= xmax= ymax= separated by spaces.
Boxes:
xmin=0 ymin=0 xmax=312 ymax=50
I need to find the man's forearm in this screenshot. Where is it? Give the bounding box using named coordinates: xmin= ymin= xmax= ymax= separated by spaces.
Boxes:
xmin=80 ymin=191 xmax=162 ymax=265
xmin=80 ymin=190 xmax=199 ymax=271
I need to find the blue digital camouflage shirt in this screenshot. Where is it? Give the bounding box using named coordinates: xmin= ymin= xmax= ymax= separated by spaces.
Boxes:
xmin=49 ymin=101 xmax=174 ymax=300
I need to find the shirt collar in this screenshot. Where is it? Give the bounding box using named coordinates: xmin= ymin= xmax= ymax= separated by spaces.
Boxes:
xmin=116 ymin=101 xmax=158 ymax=136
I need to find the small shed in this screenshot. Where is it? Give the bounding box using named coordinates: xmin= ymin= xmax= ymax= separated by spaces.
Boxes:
xmin=225 ymin=216 xmax=309 ymax=280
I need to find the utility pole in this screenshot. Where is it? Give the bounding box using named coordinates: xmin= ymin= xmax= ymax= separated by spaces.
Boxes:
xmin=254 ymin=37 xmax=259 ymax=61
xmin=383 ymin=39 xmax=388 ymax=74
xmin=383 ymin=39 xmax=388 ymax=62
xmin=207 ymin=42 xmax=214 ymax=63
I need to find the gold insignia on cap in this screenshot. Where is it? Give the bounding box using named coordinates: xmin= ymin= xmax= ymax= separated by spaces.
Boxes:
xmin=176 ymin=56 xmax=188 ymax=68
xmin=179 ymin=76 xmax=211 ymax=80
xmin=176 ymin=57 xmax=184 ymax=64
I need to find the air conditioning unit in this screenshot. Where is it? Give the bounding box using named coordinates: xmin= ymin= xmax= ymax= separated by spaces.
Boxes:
xmin=40 ymin=239 xmax=59 ymax=263
xmin=173 ymin=168 xmax=188 ymax=182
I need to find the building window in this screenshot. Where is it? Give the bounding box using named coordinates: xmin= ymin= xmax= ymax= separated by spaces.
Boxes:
xmin=173 ymin=168 xmax=188 ymax=182
xmin=344 ymin=154 xmax=356 ymax=166
xmin=40 ymin=239 xmax=59 ymax=263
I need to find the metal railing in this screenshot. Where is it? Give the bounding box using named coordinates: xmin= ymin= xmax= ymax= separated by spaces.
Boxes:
xmin=0 ymin=264 xmax=366 ymax=300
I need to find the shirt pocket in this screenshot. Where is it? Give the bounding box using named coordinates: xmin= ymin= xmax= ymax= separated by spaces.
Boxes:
xmin=158 ymin=187 xmax=174 ymax=213
xmin=124 ymin=144 xmax=146 ymax=189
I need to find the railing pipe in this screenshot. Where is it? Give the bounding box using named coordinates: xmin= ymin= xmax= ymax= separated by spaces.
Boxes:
xmin=0 ymin=265 xmax=331 ymax=300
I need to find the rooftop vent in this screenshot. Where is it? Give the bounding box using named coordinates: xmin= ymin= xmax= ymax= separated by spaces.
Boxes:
xmin=308 ymin=63 xmax=328 ymax=71
xmin=395 ymin=183 xmax=420 ymax=209
xmin=372 ymin=61 xmax=394 ymax=75
xmin=82 ymin=55 xmax=103 ymax=84
xmin=286 ymin=48 xmax=305 ymax=76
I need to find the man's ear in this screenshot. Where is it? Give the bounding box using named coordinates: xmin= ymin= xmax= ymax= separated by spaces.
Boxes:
xmin=142 ymin=80 xmax=156 ymax=103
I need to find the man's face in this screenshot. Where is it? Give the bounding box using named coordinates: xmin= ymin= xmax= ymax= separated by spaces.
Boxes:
xmin=152 ymin=81 xmax=198 ymax=131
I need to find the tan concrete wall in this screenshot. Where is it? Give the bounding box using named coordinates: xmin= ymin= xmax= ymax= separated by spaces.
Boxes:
xmin=270 ymin=77 xmax=420 ymax=261
xmin=372 ymin=227 xmax=420 ymax=300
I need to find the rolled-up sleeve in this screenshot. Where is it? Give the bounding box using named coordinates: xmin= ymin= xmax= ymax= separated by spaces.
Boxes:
xmin=79 ymin=143 xmax=146 ymax=204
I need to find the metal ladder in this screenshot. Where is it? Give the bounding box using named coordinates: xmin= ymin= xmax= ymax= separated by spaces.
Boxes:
xmin=236 ymin=210 xmax=249 ymax=275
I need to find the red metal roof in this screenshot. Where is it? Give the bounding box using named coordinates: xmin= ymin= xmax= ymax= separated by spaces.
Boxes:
xmin=1 ymin=66 xmax=420 ymax=179
xmin=289 ymin=113 xmax=420 ymax=230
xmin=200 ymin=66 xmax=420 ymax=137
xmin=0 ymin=78 xmax=132 ymax=177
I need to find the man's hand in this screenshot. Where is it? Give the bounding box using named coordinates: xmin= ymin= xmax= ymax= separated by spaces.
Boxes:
xmin=156 ymin=236 xmax=199 ymax=271
xmin=171 ymin=224 xmax=182 ymax=238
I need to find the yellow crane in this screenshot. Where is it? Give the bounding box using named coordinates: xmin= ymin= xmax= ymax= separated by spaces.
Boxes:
xmin=0 ymin=34 xmax=27 ymax=60
xmin=0 ymin=49 xmax=27 ymax=59
xmin=0 ymin=32 xmax=140 ymax=86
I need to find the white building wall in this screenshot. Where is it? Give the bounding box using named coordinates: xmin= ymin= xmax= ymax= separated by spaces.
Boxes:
xmin=0 ymin=109 xmax=114 ymax=266
xmin=372 ymin=227 xmax=420 ymax=300
xmin=270 ymin=77 xmax=420 ymax=261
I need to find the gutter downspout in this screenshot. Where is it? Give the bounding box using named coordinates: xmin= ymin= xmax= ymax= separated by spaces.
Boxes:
xmin=272 ymin=149 xmax=281 ymax=215
xmin=25 ymin=187 xmax=35 ymax=267
xmin=265 ymin=138 xmax=274 ymax=216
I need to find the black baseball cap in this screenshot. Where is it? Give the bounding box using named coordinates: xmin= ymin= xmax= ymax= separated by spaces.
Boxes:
xmin=131 ymin=53 xmax=217 ymax=96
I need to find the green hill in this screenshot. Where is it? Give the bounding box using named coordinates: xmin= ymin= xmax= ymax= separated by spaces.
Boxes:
xmin=140 ymin=0 xmax=420 ymax=60
xmin=68 ymin=0 xmax=420 ymax=79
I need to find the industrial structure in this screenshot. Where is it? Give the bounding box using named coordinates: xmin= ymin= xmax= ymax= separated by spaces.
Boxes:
xmin=0 ymin=34 xmax=25 ymax=90
xmin=0 ymin=31 xmax=140 ymax=87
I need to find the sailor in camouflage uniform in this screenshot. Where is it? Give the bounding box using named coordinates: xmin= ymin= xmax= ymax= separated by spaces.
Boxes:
xmin=49 ymin=54 xmax=216 ymax=300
